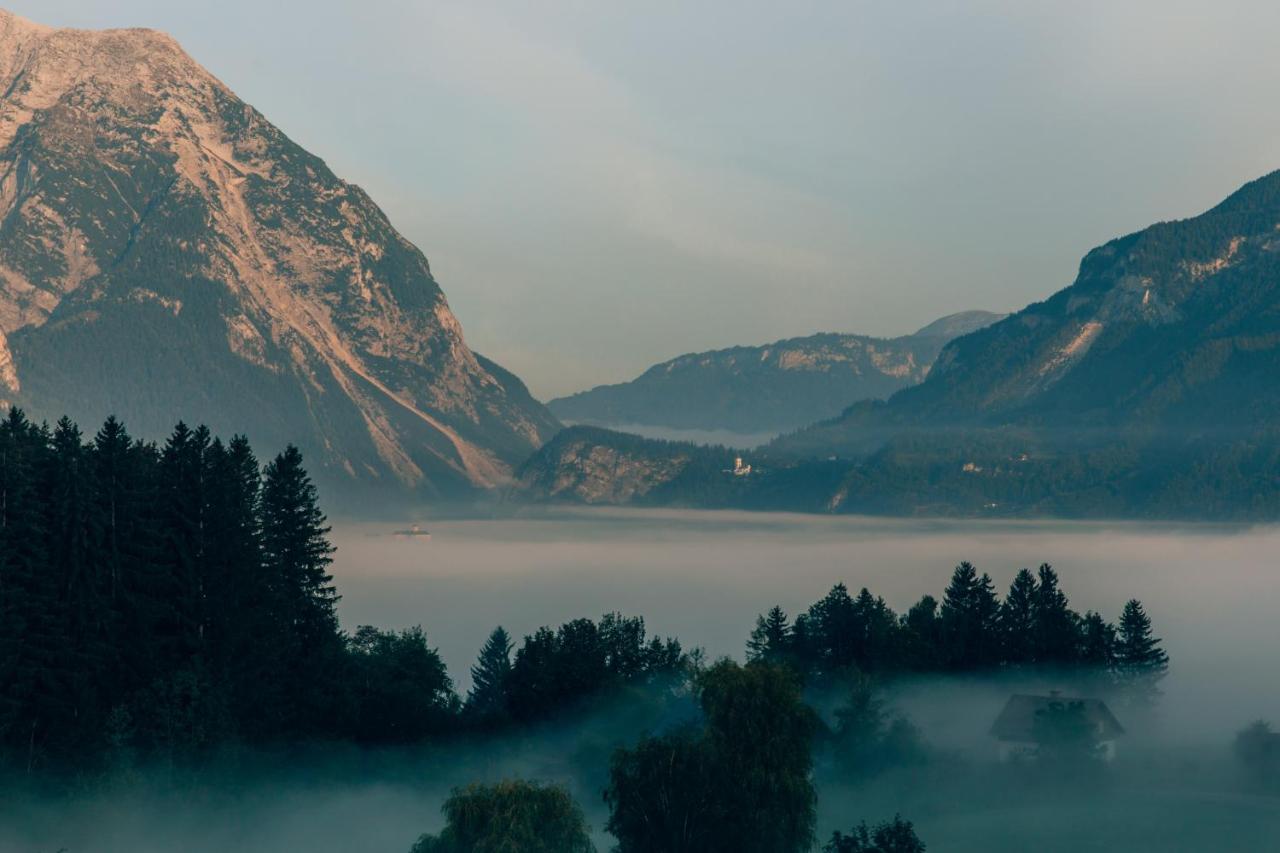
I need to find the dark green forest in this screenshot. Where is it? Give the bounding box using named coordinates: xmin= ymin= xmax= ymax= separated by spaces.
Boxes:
xmin=0 ymin=409 xmax=1187 ymax=851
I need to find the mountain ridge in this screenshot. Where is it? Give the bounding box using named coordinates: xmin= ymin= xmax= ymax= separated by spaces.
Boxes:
xmin=0 ymin=9 xmax=559 ymax=503
xmin=521 ymin=169 xmax=1280 ymax=519
xmin=547 ymin=310 xmax=1005 ymax=435
xmin=773 ymin=168 xmax=1280 ymax=457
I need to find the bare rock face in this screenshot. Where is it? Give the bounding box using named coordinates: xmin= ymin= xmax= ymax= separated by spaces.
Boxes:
xmin=0 ymin=11 xmax=558 ymax=503
xmin=517 ymin=426 xmax=704 ymax=505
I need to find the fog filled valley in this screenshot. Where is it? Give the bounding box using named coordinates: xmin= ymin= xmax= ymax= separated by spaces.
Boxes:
xmin=5 ymin=506 xmax=1279 ymax=853
xmin=7 ymin=4 xmax=1280 ymax=852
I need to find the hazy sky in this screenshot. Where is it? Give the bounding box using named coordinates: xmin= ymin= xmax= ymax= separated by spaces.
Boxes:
xmin=13 ymin=1 xmax=1280 ymax=398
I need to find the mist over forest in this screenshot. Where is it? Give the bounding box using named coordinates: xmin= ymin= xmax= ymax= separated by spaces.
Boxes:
xmin=2 ymin=414 xmax=1278 ymax=852
xmin=4 ymin=3 xmax=1280 ymax=850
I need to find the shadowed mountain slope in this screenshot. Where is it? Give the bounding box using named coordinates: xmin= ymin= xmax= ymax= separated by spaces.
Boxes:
xmin=548 ymin=311 xmax=1004 ymax=435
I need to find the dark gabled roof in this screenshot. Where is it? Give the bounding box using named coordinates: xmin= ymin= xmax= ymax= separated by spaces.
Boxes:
xmin=990 ymin=694 xmax=1125 ymax=742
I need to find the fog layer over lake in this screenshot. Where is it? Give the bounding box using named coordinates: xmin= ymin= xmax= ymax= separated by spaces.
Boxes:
xmin=7 ymin=509 xmax=1278 ymax=852
xmin=334 ymin=509 xmax=1280 ymax=740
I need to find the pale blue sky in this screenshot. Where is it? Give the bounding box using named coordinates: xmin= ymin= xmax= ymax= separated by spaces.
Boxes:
xmin=12 ymin=1 xmax=1280 ymax=397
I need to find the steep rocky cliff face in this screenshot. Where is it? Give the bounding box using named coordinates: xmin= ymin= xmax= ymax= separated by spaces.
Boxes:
xmin=0 ymin=12 xmax=558 ymax=503
xmin=547 ymin=311 xmax=1004 ymax=435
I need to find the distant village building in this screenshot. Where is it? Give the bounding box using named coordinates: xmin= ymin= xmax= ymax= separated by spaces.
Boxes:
xmin=732 ymin=457 xmax=752 ymax=476
xmin=990 ymin=693 xmax=1124 ymax=762
xmin=392 ymin=523 xmax=432 ymax=540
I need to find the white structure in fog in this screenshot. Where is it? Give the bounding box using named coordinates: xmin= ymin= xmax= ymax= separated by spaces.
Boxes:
xmin=392 ymin=523 xmax=432 ymax=540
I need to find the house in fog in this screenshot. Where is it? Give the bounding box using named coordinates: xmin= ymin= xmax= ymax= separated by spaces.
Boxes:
xmin=990 ymin=693 xmax=1125 ymax=762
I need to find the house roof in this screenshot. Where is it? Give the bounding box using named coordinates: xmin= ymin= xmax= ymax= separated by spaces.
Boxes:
xmin=990 ymin=693 xmax=1125 ymax=742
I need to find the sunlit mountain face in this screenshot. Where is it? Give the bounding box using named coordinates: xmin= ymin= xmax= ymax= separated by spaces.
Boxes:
xmin=0 ymin=10 xmax=558 ymax=506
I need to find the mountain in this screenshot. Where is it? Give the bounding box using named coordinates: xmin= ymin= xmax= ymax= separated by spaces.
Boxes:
xmin=546 ymin=311 xmax=1004 ymax=435
xmin=521 ymin=170 xmax=1280 ymax=519
xmin=0 ymin=12 xmax=559 ymax=505
xmin=517 ymin=425 xmax=844 ymax=510
xmin=775 ymin=170 xmax=1280 ymax=457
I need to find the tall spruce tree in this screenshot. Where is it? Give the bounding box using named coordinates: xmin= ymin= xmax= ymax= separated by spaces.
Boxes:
xmin=203 ymin=435 xmax=269 ymax=730
xmin=939 ymin=563 xmax=1000 ymax=669
xmin=901 ymin=596 xmax=942 ymax=671
xmin=807 ymin=583 xmax=859 ymax=675
xmin=852 ymin=589 xmax=900 ymax=673
xmin=157 ymin=422 xmax=212 ymax=668
xmin=467 ymin=626 xmax=514 ymax=723
xmin=261 ymin=445 xmax=341 ymax=736
xmin=1031 ymin=564 xmax=1080 ymax=667
xmin=999 ymin=569 xmax=1038 ymax=665
xmin=746 ymin=606 xmax=791 ymax=663
xmin=1114 ymin=599 xmax=1168 ymax=702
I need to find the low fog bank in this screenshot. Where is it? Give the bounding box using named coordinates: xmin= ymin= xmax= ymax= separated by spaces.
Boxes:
xmin=7 ymin=510 xmax=1278 ymax=852
xmin=7 ymin=674 xmax=1278 ymax=853
xmin=332 ymin=510 xmax=1280 ymax=737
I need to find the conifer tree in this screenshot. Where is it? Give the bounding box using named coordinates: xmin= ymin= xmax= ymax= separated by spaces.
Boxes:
xmin=262 ymin=446 xmax=338 ymax=634
xmin=1077 ymin=611 xmax=1116 ymax=672
xmin=203 ymin=435 xmax=268 ymax=727
xmin=1114 ymin=599 xmax=1168 ymax=702
xmin=467 ymin=626 xmax=514 ymax=722
xmin=91 ymin=416 xmax=135 ymax=608
xmin=807 ymin=583 xmax=859 ymax=674
xmin=999 ymin=568 xmax=1038 ymax=664
xmin=901 ymin=596 xmax=942 ymax=671
xmin=1031 ymin=564 xmax=1080 ymax=666
xmin=746 ymin=606 xmax=791 ymax=663
xmin=48 ymin=417 xmax=107 ymax=757
xmin=158 ymin=422 xmax=212 ymax=666
xmin=831 ymin=674 xmax=888 ymax=774
xmin=939 ymin=563 xmax=1000 ymax=669
xmin=0 ymin=408 xmax=61 ymax=770
xmin=853 ymin=589 xmax=899 ymax=672
xmin=261 ymin=445 xmax=341 ymax=734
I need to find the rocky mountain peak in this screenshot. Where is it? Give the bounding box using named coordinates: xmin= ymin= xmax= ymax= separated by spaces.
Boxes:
xmin=0 ymin=10 xmax=558 ymax=503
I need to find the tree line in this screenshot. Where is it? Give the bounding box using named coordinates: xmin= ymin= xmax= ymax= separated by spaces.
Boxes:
xmin=747 ymin=562 xmax=1169 ymax=699
xmin=0 ymin=408 xmax=362 ymax=772
xmin=0 ymin=408 xmax=1168 ymax=777
xmin=0 ymin=409 xmax=700 ymax=775
xmin=2 ymin=409 xmax=1176 ymax=852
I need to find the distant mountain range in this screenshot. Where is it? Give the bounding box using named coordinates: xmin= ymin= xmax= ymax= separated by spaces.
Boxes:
xmin=0 ymin=12 xmax=558 ymax=506
xmin=522 ymin=170 xmax=1280 ymax=519
xmin=547 ymin=311 xmax=1004 ymax=435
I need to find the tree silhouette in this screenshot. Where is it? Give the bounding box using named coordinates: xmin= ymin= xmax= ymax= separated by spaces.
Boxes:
xmin=747 ymin=606 xmax=791 ymax=663
xmin=1114 ymin=599 xmax=1168 ymax=702
xmin=466 ymin=626 xmax=513 ymax=723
